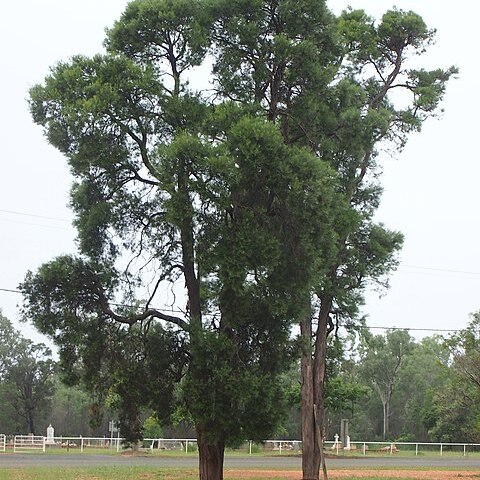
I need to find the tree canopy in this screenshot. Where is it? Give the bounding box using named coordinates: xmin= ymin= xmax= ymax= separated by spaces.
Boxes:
xmin=21 ymin=1 xmax=455 ymax=479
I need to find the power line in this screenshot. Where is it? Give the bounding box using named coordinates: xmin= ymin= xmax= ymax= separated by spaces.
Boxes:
xmin=366 ymin=325 xmax=460 ymax=333
xmin=2 ymin=208 xmax=480 ymax=277
xmin=0 ymin=286 xmax=463 ymax=334
xmin=0 ymin=288 xmax=20 ymax=294
xmin=0 ymin=287 xmax=184 ymax=316
xmin=0 ymin=209 xmax=69 ymax=223
xmin=0 ymin=218 xmax=72 ymax=231
xmin=400 ymin=264 xmax=480 ymax=277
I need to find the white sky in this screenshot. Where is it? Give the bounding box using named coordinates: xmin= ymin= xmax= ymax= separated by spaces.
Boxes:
xmin=0 ymin=0 xmax=478 ymax=343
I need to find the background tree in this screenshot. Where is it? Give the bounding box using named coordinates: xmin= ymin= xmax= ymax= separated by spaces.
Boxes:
xmin=48 ymin=380 xmax=94 ymax=436
xmin=359 ymin=329 xmax=414 ymax=440
xmin=5 ymin=341 xmax=56 ymax=434
xmin=425 ymin=313 xmax=480 ymax=442
xmin=391 ymin=336 xmax=449 ymax=441
xmin=323 ymin=335 xmax=369 ymax=438
xmin=0 ymin=311 xmax=23 ymax=376
xmin=0 ymin=312 xmax=56 ymax=435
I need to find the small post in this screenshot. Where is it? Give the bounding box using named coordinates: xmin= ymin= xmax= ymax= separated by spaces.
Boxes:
xmin=440 ymin=443 xmax=443 ymax=456
xmin=415 ymin=443 xmax=418 ymax=456
xmin=340 ymin=419 xmax=349 ymax=450
xmin=81 ymin=436 xmax=84 ymax=453
xmin=464 ymin=444 xmax=466 ymax=457
xmin=185 ymin=440 xmax=188 ymax=454
xmin=334 ymin=434 xmax=339 ymax=455
xmin=249 ymin=440 xmax=252 ymax=455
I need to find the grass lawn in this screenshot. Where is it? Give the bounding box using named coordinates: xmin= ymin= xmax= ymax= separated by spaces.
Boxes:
xmin=0 ymin=466 xmax=194 ymax=480
xmin=0 ymin=466 xmax=479 ymax=480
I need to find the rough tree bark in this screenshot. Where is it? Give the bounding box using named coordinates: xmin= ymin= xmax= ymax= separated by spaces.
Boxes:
xmin=301 ymin=296 xmax=332 ymax=480
xmin=196 ymin=426 xmax=225 ymax=480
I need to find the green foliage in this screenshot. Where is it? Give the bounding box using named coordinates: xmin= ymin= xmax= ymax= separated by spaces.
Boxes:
xmin=21 ymin=2 xmax=455 ymax=471
xmin=143 ymin=414 xmax=163 ymax=439
xmin=0 ymin=312 xmax=56 ymax=434
xmin=425 ymin=314 xmax=480 ymax=442
xmin=48 ymin=380 xmax=93 ymax=436
xmin=0 ymin=310 xmax=23 ymax=377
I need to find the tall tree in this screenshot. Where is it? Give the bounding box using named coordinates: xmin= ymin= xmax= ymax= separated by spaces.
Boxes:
xmin=296 ymin=9 xmax=455 ymax=478
xmin=0 ymin=312 xmax=56 ymax=434
xmin=359 ymin=329 xmax=414 ymax=440
xmin=5 ymin=341 xmax=56 ymax=434
xmin=21 ymin=1 xmax=341 ymax=478
xmin=210 ymin=3 xmax=454 ymax=477
xmin=20 ymin=2 xmax=455 ymax=479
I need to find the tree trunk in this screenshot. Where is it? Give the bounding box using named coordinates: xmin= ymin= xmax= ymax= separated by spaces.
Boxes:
xmin=301 ymin=313 xmax=320 ymax=480
xmin=301 ymin=296 xmax=331 ymax=480
xmin=312 ymin=299 xmax=331 ymax=480
xmin=27 ymin=406 xmax=35 ymax=435
xmin=382 ymin=400 xmax=390 ymax=440
xmin=196 ymin=425 xmax=225 ymax=480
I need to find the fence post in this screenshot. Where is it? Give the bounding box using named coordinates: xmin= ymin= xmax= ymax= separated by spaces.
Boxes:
xmin=464 ymin=444 xmax=466 ymax=457
xmin=415 ymin=443 xmax=418 ymax=456
xmin=185 ymin=440 xmax=188 ymax=454
xmin=440 ymin=443 xmax=443 ymax=456
xmin=42 ymin=437 xmax=46 ymax=453
xmin=81 ymin=436 xmax=84 ymax=453
xmin=363 ymin=443 xmax=366 ymax=456
xmin=249 ymin=440 xmax=252 ymax=455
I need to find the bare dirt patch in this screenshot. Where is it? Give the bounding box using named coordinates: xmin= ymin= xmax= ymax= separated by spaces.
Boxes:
xmin=225 ymin=469 xmax=480 ymax=480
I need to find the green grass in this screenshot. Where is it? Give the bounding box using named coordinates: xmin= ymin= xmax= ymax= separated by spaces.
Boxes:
xmin=0 ymin=466 xmax=479 ymax=480
xmin=0 ymin=466 xmax=196 ymax=480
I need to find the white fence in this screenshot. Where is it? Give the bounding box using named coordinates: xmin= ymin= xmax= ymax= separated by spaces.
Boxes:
xmin=146 ymin=438 xmax=197 ymax=453
xmin=13 ymin=435 xmax=46 ymax=453
xmin=1 ymin=436 xmax=480 ymax=456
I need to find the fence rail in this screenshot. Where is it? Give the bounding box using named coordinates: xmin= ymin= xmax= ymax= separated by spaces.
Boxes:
xmin=13 ymin=435 xmax=46 ymax=453
xmin=1 ymin=436 xmax=480 ymax=457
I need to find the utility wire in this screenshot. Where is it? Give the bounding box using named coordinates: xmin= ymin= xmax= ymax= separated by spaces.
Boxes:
xmin=0 ymin=218 xmax=72 ymax=231
xmin=0 ymin=209 xmax=69 ymax=223
xmin=366 ymin=325 xmax=461 ymax=333
xmin=399 ymin=265 xmax=480 ymax=277
xmin=0 ymin=288 xmax=20 ymax=294
xmin=0 ymin=287 xmax=184 ymax=316
xmin=2 ymin=208 xmax=480 ymax=277
xmin=0 ymin=287 xmax=464 ymax=334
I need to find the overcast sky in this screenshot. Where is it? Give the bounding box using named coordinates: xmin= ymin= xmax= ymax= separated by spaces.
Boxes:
xmin=0 ymin=0 xmax=478 ymax=344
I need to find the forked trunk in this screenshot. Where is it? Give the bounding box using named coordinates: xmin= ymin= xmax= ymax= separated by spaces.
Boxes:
xmin=300 ymin=298 xmax=332 ymax=480
xmin=196 ymin=425 xmax=225 ymax=480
